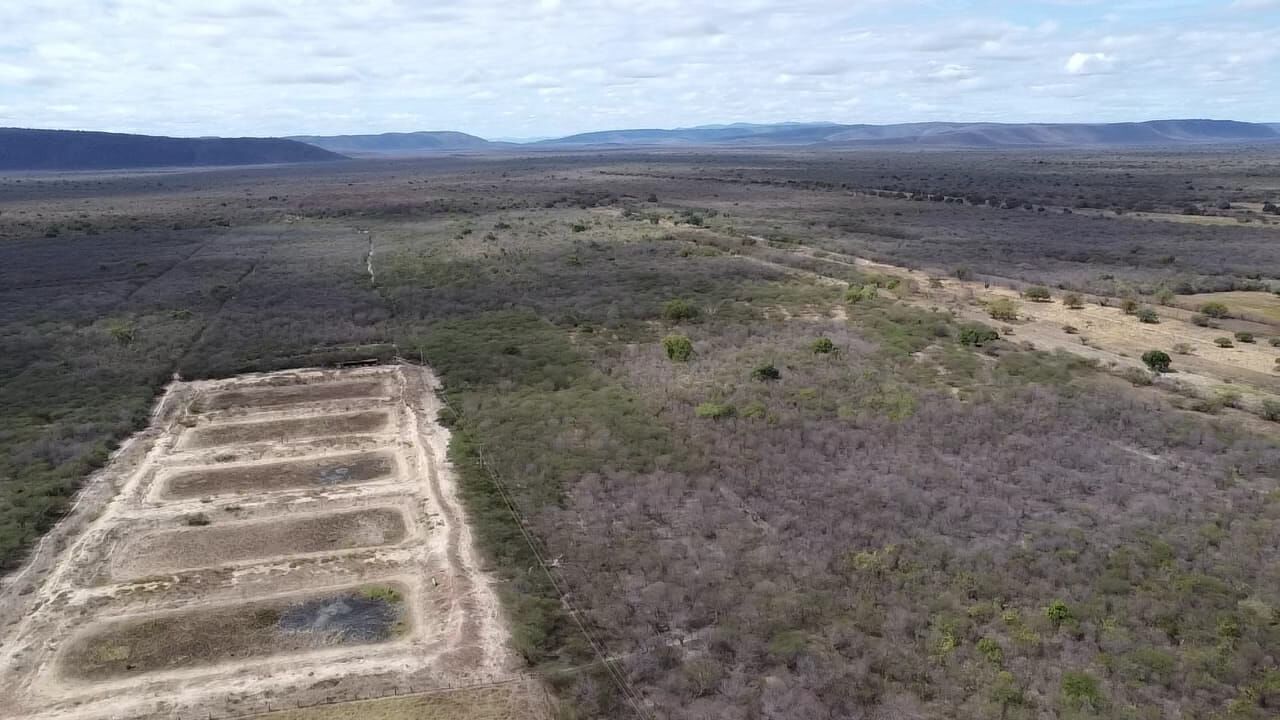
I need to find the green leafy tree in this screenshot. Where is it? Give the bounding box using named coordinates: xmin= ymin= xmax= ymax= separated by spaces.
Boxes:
xmin=1234 ymin=331 xmax=1255 ymax=343
xmin=1141 ymin=350 xmax=1171 ymax=373
xmin=811 ymin=337 xmax=835 ymax=354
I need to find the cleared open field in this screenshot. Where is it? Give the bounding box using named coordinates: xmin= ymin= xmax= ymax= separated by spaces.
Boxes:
xmin=1181 ymin=290 xmax=1280 ymax=324
xmin=181 ymin=410 xmax=390 ymax=449
xmin=109 ymin=508 xmax=409 ymax=579
xmin=0 ymin=367 xmax=526 ymax=720
xmin=161 ymin=451 xmax=397 ymax=499
xmin=62 ymin=584 xmax=410 ymax=680
xmin=194 ymin=379 xmax=388 ymax=413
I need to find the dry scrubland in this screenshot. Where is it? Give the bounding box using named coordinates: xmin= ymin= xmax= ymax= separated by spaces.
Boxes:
xmin=2 ymin=148 xmax=1280 ymax=718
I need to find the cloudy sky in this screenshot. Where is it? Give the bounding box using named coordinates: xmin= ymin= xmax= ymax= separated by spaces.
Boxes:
xmin=1 ymin=0 xmax=1277 ymax=139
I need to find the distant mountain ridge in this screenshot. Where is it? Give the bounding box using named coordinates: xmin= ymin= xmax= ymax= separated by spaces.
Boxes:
xmin=538 ymin=119 xmax=1280 ymax=148
xmin=0 ymin=128 xmax=344 ymax=171
xmin=287 ymin=130 xmax=501 ymax=155
xmin=4 ymin=120 xmax=1277 ymax=171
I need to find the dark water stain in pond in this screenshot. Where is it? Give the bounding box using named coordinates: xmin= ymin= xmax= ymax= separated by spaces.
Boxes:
xmin=276 ymin=592 xmax=401 ymax=642
xmin=316 ymin=465 xmax=353 ymax=485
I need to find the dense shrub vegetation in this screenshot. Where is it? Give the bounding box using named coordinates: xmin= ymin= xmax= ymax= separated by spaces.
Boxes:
xmin=3 ymin=150 xmax=1280 ymax=719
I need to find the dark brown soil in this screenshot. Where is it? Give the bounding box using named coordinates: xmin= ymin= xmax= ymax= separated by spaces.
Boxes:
xmin=111 ymin=508 xmax=408 ymax=578
xmin=183 ymin=411 xmax=390 ymax=449
xmin=62 ymin=585 xmax=409 ymax=680
xmin=194 ymin=380 xmax=388 ymax=413
xmin=162 ymin=451 xmax=396 ymax=499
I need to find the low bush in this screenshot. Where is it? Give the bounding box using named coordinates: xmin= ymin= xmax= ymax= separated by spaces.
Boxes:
xmin=1061 ymin=671 xmax=1105 ymax=712
xmin=959 ymin=323 xmax=1000 ymax=346
xmin=1044 ymin=599 xmax=1073 ymax=626
xmin=1121 ymin=367 xmax=1154 ymax=386
xmin=1200 ymin=302 xmax=1230 ymax=319
xmin=811 ymin=337 xmax=835 ymax=354
xmin=845 ymin=284 xmax=879 ymax=303
xmin=1023 ymin=286 xmax=1051 ymax=302
xmin=1261 ymin=400 xmax=1280 ymax=422
xmin=1215 ymin=337 xmax=1234 ymax=348
xmin=1234 ymin=331 xmax=1255 ymax=343
xmin=662 ymin=299 xmax=700 ymax=323
xmin=751 ymin=363 xmax=781 ymax=381
xmin=986 ymin=298 xmax=1019 ymax=321
xmin=662 ymin=334 xmax=694 ymax=362
xmin=1135 ymin=307 xmax=1159 ymax=324
xmin=1063 ymin=293 xmax=1084 ymax=309
xmin=976 ymin=637 xmax=1004 ymax=665
xmin=695 ymin=402 xmax=736 ymax=419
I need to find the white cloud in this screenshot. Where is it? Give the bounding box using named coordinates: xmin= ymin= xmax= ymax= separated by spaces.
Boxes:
xmin=0 ymin=0 xmax=1274 ymax=137
xmin=927 ymin=64 xmax=976 ymax=82
xmin=1064 ymin=52 xmax=1115 ymax=75
xmin=1230 ymin=0 xmax=1280 ymax=9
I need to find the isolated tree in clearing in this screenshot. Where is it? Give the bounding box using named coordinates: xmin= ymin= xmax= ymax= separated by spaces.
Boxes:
xmin=1142 ymin=350 xmax=1171 ymax=373
xmin=1199 ymin=302 xmax=1230 ymax=319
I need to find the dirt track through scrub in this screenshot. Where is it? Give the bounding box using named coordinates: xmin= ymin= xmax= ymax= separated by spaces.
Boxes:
xmin=0 ymin=366 xmax=531 ymax=720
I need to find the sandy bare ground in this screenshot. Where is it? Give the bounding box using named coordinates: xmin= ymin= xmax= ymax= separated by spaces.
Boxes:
xmin=0 ymin=365 xmax=529 ymax=720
